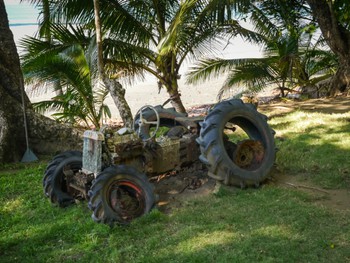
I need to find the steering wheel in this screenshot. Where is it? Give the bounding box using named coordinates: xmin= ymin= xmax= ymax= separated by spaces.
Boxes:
xmin=133 ymin=105 xmax=160 ymax=140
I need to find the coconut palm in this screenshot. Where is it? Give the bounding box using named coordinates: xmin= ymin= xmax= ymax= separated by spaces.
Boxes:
xmin=186 ymin=0 xmax=337 ymax=99
xmin=187 ymin=32 xmax=337 ymax=99
xmin=22 ymin=0 xmax=134 ymax=126
xmin=20 ymin=24 xmax=110 ymax=128
xmin=35 ymin=0 xmax=262 ymax=113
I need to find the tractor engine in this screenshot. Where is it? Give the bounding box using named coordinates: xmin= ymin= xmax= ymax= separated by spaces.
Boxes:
xmin=142 ymin=133 xmax=200 ymax=175
xmin=82 ymin=129 xmax=144 ymax=175
xmin=82 ymin=128 xmax=200 ymax=178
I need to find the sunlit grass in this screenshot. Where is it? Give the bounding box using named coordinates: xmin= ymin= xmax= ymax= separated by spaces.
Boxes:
xmin=270 ymin=110 xmax=350 ymax=188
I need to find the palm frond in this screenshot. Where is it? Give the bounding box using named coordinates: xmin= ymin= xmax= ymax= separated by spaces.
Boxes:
xmin=186 ymin=57 xmax=270 ymax=84
xmin=32 ymin=99 xmax=64 ymax=114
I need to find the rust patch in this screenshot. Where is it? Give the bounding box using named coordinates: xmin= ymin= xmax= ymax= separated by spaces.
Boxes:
xmin=233 ymin=140 xmax=264 ymax=170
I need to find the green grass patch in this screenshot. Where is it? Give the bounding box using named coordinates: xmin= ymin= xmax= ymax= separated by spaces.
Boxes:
xmin=1 ymin=106 xmax=350 ymax=262
xmin=1 ymin=162 xmax=350 ymax=262
xmin=270 ymin=110 xmax=350 ymax=188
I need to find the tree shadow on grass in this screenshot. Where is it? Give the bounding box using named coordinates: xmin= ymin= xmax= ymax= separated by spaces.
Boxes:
xmin=108 ymin=187 xmax=350 ymax=263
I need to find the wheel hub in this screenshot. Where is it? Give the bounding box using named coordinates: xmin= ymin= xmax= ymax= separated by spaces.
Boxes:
xmin=109 ymin=181 xmax=145 ymax=222
xmin=233 ymin=140 xmax=265 ymax=170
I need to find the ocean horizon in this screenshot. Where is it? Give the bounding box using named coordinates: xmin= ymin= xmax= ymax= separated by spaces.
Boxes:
xmin=5 ymin=0 xmax=38 ymax=25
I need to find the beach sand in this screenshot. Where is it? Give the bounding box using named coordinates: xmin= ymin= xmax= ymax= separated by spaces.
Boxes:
xmin=110 ymin=74 xmax=229 ymax=118
xmin=27 ymin=72 xmax=230 ymax=121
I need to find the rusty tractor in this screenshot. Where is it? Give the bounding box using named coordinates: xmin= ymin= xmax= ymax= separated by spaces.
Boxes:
xmin=43 ymin=98 xmax=276 ymax=225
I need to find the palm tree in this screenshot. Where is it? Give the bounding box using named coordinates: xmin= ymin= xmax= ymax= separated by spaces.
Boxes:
xmin=186 ymin=0 xmax=337 ymax=99
xmin=20 ymin=24 xmax=110 ymax=128
xmin=93 ymin=0 xmax=133 ymax=128
xmin=22 ymin=0 xmax=134 ymax=126
xmin=37 ymin=0 xmax=262 ymax=113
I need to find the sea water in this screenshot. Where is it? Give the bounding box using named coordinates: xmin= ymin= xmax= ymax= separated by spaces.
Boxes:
xmin=6 ymin=0 xmax=38 ymax=26
xmin=5 ymin=0 xmax=39 ymax=45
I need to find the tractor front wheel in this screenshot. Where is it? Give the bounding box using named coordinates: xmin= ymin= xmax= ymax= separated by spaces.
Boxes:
xmin=88 ymin=165 xmax=155 ymax=225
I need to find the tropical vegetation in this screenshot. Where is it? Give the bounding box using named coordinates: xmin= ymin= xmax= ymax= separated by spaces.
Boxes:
xmin=20 ymin=0 xmax=349 ymax=124
xmin=1 ymin=1 xmax=350 ymax=260
xmin=186 ymin=0 xmax=338 ymax=99
xmin=2 ymin=0 xmax=349 ymax=161
xmin=20 ymin=0 xmax=264 ymax=120
xmin=21 ymin=24 xmax=110 ymax=128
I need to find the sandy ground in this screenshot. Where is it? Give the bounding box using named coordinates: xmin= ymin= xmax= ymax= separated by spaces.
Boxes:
xmin=27 ymin=73 xmax=232 ymax=121
xmin=106 ymin=74 xmax=231 ymax=118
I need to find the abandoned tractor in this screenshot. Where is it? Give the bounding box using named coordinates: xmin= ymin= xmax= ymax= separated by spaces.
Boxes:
xmin=43 ymin=98 xmax=276 ymax=225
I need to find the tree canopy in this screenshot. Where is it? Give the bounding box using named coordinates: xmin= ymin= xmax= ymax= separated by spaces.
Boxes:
xmin=21 ymin=0 xmax=263 ymax=114
xmin=187 ymin=0 xmax=346 ymax=98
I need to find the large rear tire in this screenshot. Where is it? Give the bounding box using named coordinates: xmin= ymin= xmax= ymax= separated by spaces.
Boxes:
xmin=43 ymin=151 xmax=82 ymax=206
xmin=197 ymin=99 xmax=276 ymax=187
xmin=88 ymin=165 xmax=155 ymax=225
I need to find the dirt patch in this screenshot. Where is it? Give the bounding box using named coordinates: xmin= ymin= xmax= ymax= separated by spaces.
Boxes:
xmin=258 ymin=96 xmax=350 ymax=117
xmin=154 ymin=96 xmax=350 ymax=213
xmin=154 ymin=164 xmax=350 ymax=214
xmin=187 ymin=95 xmax=350 ymax=119
xmin=269 ymin=173 xmax=350 ymax=211
xmin=152 ymin=163 xmax=216 ymax=213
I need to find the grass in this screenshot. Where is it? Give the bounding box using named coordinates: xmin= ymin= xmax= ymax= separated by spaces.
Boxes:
xmin=1 ymin=106 xmax=350 ymax=262
xmin=269 ymin=110 xmax=350 ymax=188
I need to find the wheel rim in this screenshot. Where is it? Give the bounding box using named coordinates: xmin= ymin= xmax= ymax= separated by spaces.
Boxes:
xmin=108 ymin=180 xmax=146 ymax=222
xmin=233 ymin=140 xmax=265 ymax=170
xmin=223 ymin=117 xmax=266 ymax=171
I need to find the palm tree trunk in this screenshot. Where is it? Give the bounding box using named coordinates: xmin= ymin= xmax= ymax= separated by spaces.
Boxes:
xmin=102 ymin=77 xmax=133 ymax=128
xmin=40 ymin=0 xmax=51 ymax=42
xmin=0 ymin=1 xmax=81 ymax=162
xmin=93 ymin=0 xmax=133 ymax=127
xmin=0 ymin=0 xmax=27 ymax=162
xmin=306 ymin=0 xmax=350 ymax=95
xmin=160 ymin=56 xmax=187 ymax=113
xmin=167 ymin=87 xmax=186 ymax=113
xmin=330 ymin=60 xmax=350 ymax=96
